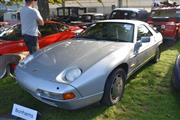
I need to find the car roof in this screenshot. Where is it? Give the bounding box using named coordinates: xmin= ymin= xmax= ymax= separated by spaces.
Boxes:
xmin=97 ymin=19 xmax=146 ymax=25
xmin=81 ymin=13 xmax=104 ymax=16
xmin=152 ymin=6 xmax=180 ymax=10
xmin=113 ymin=8 xmax=146 ymax=12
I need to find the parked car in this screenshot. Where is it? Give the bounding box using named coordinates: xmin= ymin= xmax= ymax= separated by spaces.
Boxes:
xmin=3 ymin=11 xmax=20 ymax=25
xmin=53 ymin=7 xmax=87 ymax=24
xmin=0 ymin=21 xmax=83 ymax=79
xmin=109 ymin=8 xmax=148 ymax=21
xmin=15 ymin=20 xmax=163 ymax=110
xmin=71 ymin=13 xmax=106 ymax=28
xmin=147 ymin=5 xmax=180 ymax=41
xmin=172 ymin=54 xmax=180 ymax=90
xmin=0 ymin=21 xmax=9 ymax=33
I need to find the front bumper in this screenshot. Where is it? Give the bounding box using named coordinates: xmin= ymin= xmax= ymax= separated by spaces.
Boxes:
xmin=15 ymin=67 xmax=103 ymax=110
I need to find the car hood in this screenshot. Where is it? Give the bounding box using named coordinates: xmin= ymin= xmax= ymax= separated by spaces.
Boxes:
xmin=22 ymin=39 xmax=131 ymax=82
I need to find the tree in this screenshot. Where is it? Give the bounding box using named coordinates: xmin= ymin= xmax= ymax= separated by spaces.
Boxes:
xmin=38 ymin=0 xmax=103 ymax=20
xmin=37 ymin=0 xmax=50 ymax=20
xmin=1 ymin=0 xmax=103 ymax=20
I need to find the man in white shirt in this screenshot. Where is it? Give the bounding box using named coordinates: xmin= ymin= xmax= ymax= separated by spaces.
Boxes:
xmin=20 ymin=0 xmax=44 ymax=54
xmin=153 ymin=0 xmax=160 ymax=7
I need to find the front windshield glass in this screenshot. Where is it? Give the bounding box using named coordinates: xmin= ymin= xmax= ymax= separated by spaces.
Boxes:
xmin=151 ymin=9 xmax=175 ymax=18
xmin=80 ymin=15 xmax=93 ymax=22
xmin=110 ymin=10 xmax=137 ymax=19
xmin=79 ymin=22 xmax=134 ymax=42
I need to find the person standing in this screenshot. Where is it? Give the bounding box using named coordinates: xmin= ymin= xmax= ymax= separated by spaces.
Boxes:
xmin=153 ymin=0 xmax=160 ymax=7
xmin=20 ymin=0 xmax=44 ymax=54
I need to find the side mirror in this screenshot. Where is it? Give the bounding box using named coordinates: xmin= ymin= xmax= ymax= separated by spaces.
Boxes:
xmin=135 ymin=41 xmax=142 ymax=48
xmin=153 ymin=27 xmax=157 ymax=31
xmin=141 ymin=36 xmax=150 ymax=43
xmin=134 ymin=41 xmax=142 ymax=54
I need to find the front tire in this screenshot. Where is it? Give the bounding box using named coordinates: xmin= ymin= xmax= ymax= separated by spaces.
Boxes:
xmin=152 ymin=47 xmax=160 ymax=63
xmin=101 ymin=68 xmax=126 ymax=106
xmin=176 ymin=30 xmax=180 ymax=40
xmin=9 ymin=64 xmax=16 ymax=78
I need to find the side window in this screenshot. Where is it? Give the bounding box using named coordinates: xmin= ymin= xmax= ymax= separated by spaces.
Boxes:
xmin=176 ymin=10 xmax=180 ymax=22
xmin=137 ymin=25 xmax=152 ymax=41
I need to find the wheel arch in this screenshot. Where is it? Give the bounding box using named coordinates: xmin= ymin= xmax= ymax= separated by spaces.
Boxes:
xmin=101 ymin=63 xmax=128 ymax=105
xmin=108 ymin=63 xmax=129 ymax=78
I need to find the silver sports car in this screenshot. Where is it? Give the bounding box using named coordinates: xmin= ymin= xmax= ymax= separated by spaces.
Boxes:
xmin=15 ymin=20 xmax=163 ymax=110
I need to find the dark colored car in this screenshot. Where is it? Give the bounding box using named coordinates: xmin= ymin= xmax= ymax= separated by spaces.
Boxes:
xmin=172 ymin=55 xmax=180 ymax=90
xmin=147 ymin=6 xmax=180 ymax=41
xmin=0 ymin=21 xmax=83 ymax=79
xmin=71 ymin=13 xmax=106 ymax=28
xmin=53 ymin=7 xmax=87 ymax=24
xmin=109 ymin=8 xmax=148 ymax=22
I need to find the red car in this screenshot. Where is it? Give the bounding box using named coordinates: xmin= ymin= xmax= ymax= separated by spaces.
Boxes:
xmin=147 ymin=5 xmax=180 ymax=41
xmin=0 ymin=21 xmax=83 ymax=79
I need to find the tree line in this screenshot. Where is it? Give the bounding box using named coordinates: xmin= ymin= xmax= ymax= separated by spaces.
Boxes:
xmin=0 ymin=0 xmax=103 ymax=20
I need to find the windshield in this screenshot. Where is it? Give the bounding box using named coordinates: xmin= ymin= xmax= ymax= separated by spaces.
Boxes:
xmin=80 ymin=15 xmax=105 ymax=22
xmin=80 ymin=15 xmax=93 ymax=22
xmin=151 ymin=9 xmax=176 ymax=18
xmin=79 ymin=22 xmax=134 ymax=42
xmin=110 ymin=10 xmax=137 ymax=19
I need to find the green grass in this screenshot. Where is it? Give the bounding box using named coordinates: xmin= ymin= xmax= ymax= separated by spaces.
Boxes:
xmin=1 ymin=40 xmax=180 ymax=120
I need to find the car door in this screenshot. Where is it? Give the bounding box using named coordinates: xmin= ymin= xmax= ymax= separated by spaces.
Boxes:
xmin=38 ymin=23 xmax=75 ymax=48
xmin=135 ymin=24 xmax=155 ymax=67
xmin=0 ymin=24 xmax=27 ymax=54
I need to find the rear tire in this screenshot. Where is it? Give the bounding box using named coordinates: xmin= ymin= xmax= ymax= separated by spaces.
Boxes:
xmin=176 ymin=30 xmax=180 ymax=40
xmin=152 ymin=47 xmax=160 ymax=63
xmin=171 ymin=71 xmax=180 ymax=91
xmin=9 ymin=64 xmax=16 ymax=78
xmin=0 ymin=66 xmax=9 ymax=79
xmin=101 ymin=68 xmax=126 ymax=106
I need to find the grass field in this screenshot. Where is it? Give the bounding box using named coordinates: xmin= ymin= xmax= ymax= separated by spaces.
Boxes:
xmin=0 ymin=40 xmax=180 ymax=120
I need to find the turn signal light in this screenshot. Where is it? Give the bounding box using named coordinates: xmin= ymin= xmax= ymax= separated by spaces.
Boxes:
xmin=63 ymin=92 xmax=76 ymax=100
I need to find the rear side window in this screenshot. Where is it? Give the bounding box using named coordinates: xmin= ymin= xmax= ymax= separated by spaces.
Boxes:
xmin=151 ymin=9 xmax=176 ymax=18
xmin=138 ymin=11 xmax=148 ymax=21
xmin=137 ymin=25 xmax=152 ymax=40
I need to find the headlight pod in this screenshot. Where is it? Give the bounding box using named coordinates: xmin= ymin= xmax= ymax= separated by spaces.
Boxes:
xmin=56 ymin=67 xmax=82 ymax=83
xmin=65 ymin=68 xmax=82 ymax=82
xmin=19 ymin=55 xmax=34 ymax=67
